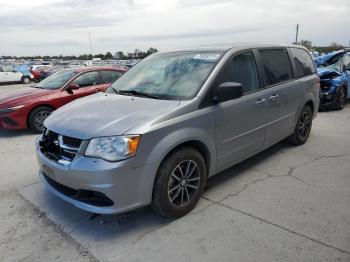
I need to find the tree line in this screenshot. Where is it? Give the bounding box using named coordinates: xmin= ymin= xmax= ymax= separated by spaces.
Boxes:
xmin=1 ymin=47 xmax=158 ymax=60
xmin=297 ymin=40 xmax=346 ymax=54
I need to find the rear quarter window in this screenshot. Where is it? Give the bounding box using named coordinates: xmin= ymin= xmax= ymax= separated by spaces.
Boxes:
xmin=259 ymin=49 xmax=293 ymax=86
xmin=290 ymin=48 xmax=316 ymax=77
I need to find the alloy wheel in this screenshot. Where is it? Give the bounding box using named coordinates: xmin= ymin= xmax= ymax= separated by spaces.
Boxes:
xmin=168 ymin=160 xmax=200 ymax=207
xmin=298 ymin=110 xmax=311 ymax=138
xmin=338 ymin=88 xmax=345 ymax=108
xmin=34 ymin=110 xmax=51 ymax=131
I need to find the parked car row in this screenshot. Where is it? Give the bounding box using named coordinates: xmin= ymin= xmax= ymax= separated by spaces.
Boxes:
xmin=314 ymin=49 xmax=350 ymax=110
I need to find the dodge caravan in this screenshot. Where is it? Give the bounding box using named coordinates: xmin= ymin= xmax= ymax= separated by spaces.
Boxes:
xmin=36 ymin=44 xmax=319 ymax=218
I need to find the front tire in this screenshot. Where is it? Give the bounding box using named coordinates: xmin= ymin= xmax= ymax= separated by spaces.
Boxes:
xmin=288 ymin=105 xmax=313 ymax=146
xmin=333 ymin=86 xmax=346 ymax=110
xmin=152 ymin=147 xmax=207 ymax=218
xmin=28 ymin=106 xmax=53 ymax=133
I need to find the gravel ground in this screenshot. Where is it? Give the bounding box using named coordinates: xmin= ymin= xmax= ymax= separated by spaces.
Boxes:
xmin=0 ymin=84 xmax=93 ymax=262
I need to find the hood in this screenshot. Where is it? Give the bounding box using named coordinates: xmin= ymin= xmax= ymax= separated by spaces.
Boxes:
xmin=314 ymin=50 xmax=344 ymax=67
xmin=0 ymin=87 xmax=53 ymax=106
xmin=44 ymin=92 xmax=181 ymax=139
xmin=317 ymin=68 xmax=341 ymax=79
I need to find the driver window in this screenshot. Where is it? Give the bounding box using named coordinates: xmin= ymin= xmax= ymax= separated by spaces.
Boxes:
xmin=3 ymin=66 xmax=16 ymax=73
xmin=219 ymin=51 xmax=260 ymax=94
xmin=73 ymin=71 xmax=100 ymax=87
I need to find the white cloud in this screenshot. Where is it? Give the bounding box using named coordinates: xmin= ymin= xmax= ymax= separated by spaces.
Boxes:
xmin=1 ymin=0 xmax=349 ymax=55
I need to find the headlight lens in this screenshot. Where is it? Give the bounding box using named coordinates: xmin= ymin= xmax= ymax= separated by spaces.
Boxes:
xmin=0 ymin=105 xmax=24 ymax=114
xmin=85 ymin=135 xmax=140 ymax=161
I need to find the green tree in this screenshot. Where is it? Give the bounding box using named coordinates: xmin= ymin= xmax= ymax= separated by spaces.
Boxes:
xmin=147 ymin=47 xmax=158 ymax=55
xmin=104 ymin=51 xmax=113 ymax=59
xmin=300 ymin=40 xmax=312 ymax=50
xmin=115 ymin=51 xmax=124 ymax=59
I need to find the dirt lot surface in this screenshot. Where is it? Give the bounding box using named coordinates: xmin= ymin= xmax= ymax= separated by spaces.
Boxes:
xmin=1 ymin=83 xmax=349 ymax=262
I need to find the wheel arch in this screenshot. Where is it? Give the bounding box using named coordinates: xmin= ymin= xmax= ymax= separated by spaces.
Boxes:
xmin=160 ymin=140 xmax=212 ymax=175
xmin=305 ymin=100 xmax=315 ymax=114
xmin=26 ymin=104 xmax=56 ymax=127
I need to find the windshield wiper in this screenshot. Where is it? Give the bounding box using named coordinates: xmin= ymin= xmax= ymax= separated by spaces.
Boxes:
xmin=117 ymin=89 xmax=161 ymax=99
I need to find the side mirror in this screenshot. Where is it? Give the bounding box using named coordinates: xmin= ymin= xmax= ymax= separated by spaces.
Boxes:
xmin=213 ymin=82 xmax=243 ymax=103
xmin=66 ymin=83 xmax=80 ymax=94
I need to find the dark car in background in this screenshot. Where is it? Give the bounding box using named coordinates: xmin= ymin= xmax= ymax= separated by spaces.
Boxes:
xmin=37 ymin=67 xmax=66 ymax=81
xmin=0 ymin=67 xmax=125 ymax=132
xmin=315 ymin=49 xmax=350 ymax=110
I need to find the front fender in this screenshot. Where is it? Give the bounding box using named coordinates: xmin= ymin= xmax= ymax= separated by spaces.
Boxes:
xmin=130 ymin=108 xmax=216 ymax=204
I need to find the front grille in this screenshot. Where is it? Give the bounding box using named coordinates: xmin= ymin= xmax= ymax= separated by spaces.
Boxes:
xmin=320 ymin=79 xmax=330 ymax=90
xmin=43 ymin=174 xmax=114 ymax=207
xmin=39 ymin=130 xmax=82 ymax=164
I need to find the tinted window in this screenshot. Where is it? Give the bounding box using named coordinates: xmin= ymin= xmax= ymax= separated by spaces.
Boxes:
xmin=218 ymin=51 xmax=260 ymax=94
xmin=259 ymin=49 xmax=292 ymax=86
xmin=73 ymin=71 xmax=100 ymax=87
xmin=291 ymin=48 xmax=316 ymax=77
xmin=0 ymin=67 xmax=3 ymax=72
xmin=101 ymin=70 xmax=123 ymax=84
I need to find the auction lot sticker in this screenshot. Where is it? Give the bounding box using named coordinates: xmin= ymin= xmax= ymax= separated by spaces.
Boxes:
xmin=193 ymin=53 xmax=221 ymax=61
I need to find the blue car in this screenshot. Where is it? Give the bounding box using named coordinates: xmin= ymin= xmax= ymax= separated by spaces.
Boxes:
xmin=13 ymin=64 xmax=35 ymax=83
xmin=315 ymin=49 xmax=350 ymax=110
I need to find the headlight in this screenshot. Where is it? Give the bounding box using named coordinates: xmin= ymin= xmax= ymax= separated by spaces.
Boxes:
xmin=0 ymin=105 xmax=24 ymax=114
xmin=85 ymin=135 xmax=140 ymax=161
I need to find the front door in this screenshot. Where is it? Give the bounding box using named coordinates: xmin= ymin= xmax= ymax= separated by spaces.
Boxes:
xmin=215 ymin=51 xmax=266 ymax=169
xmin=60 ymin=71 xmax=104 ymax=106
xmin=0 ymin=67 xmax=5 ymax=83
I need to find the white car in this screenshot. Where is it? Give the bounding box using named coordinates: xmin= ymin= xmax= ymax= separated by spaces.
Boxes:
xmin=0 ymin=65 xmax=31 ymax=84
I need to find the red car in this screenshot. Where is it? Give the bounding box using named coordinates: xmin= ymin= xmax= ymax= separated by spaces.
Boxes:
xmin=0 ymin=67 xmax=126 ymax=132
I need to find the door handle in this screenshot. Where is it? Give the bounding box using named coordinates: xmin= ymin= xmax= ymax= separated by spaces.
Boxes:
xmin=255 ymin=98 xmax=266 ymax=106
xmin=268 ymin=94 xmax=279 ymax=101
xmin=94 ymin=88 xmax=101 ymax=92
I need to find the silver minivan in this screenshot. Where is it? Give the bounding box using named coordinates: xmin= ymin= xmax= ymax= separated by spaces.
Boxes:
xmin=36 ymin=44 xmax=319 ymax=218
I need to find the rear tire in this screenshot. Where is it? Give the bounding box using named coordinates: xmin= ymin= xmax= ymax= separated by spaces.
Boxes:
xmin=333 ymin=86 xmax=346 ymax=110
xmin=28 ymin=106 xmax=53 ymax=133
xmin=288 ymin=105 xmax=313 ymax=146
xmin=21 ymin=76 xmax=31 ymax=84
xmin=152 ymin=147 xmax=206 ymax=219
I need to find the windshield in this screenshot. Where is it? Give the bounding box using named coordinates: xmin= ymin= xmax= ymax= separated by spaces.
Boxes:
xmin=35 ymin=69 xmax=79 ymax=89
xmin=319 ymin=53 xmax=342 ymax=72
xmin=108 ymin=51 xmax=223 ymax=100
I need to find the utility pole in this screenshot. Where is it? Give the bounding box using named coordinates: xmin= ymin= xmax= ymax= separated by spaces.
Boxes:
xmin=89 ymin=32 xmax=93 ymax=59
xmin=295 ymin=24 xmax=299 ymax=44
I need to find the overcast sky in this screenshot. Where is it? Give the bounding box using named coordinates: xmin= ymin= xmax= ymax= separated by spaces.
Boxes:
xmin=1 ymin=0 xmax=349 ymax=56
